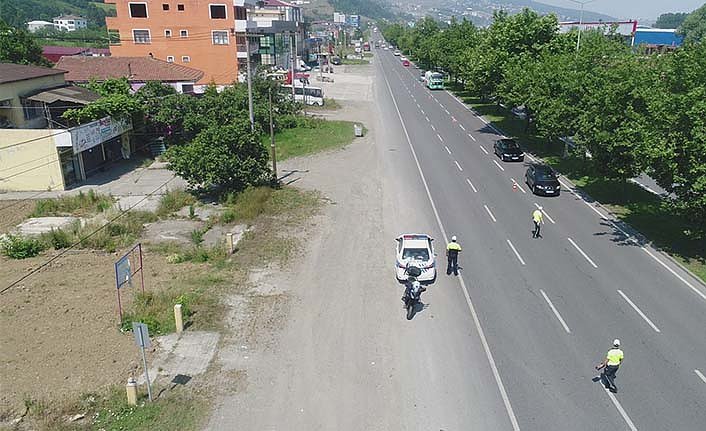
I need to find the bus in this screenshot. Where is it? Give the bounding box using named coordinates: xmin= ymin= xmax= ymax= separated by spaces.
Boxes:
xmin=424 ymin=71 xmax=444 ymax=90
xmin=283 ymin=84 xmax=324 ymax=106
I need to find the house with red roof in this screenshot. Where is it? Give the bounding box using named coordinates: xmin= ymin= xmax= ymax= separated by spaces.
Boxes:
xmin=55 ymin=56 xmax=205 ymax=94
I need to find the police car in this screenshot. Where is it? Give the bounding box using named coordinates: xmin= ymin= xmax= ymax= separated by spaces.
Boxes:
xmin=395 ymin=234 xmax=436 ymax=283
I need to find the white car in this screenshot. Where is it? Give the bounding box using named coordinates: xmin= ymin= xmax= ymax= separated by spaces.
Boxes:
xmin=395 ymin=234 xmax=436 ymax=283
xmin=393 ymin=50 xmax=401 ymax=56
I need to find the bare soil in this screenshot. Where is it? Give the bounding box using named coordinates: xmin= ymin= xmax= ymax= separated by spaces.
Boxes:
xmin=0 ymin=200 xmax=36 ymax=234
xmin=0 ymin=248 xmax=207 ymax=420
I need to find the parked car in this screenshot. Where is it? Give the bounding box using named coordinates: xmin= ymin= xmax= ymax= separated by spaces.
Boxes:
xmin=525 ymin=164 xmax=561 ymax=196
xmin=331 ymin=56 xmax=341 ymax=65
xmin=402 ymin=59 xmax=410 ymax=67
xmin=493 ymin=138 xmax=524 ymax=162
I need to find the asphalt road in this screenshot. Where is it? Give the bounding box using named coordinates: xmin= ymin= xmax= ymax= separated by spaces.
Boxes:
xmin=376 ymin=46 xmax=706 ymax=430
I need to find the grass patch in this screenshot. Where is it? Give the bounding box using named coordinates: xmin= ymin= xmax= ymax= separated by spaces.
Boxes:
xmin=20 ymin=385 xmax=207 ymax=431
xmin=308 ymin=98 xmax=341 ymax=111
xmin=32 ymin=190 xmax=113 ymax=217
xmin=447 ymin=83 xmax=706 ymax=282
xmin=268 ymin=118 xmax=357 ymax=160
xmin=156 ymin=189 xmax=196 ymax=217
xmin=341 ymin=58 xmax=370 ymax=65
xmin=0 ymin=234 xmax=46 ymax=259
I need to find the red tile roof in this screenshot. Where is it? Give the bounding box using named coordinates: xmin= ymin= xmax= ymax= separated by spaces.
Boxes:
xmin=43 ymin=46 xmax=88 ymax=56
xmin=54 ymin=56 xmax=204 ymax=83
xmin=0 ymin=63 xmax=66 ymax=84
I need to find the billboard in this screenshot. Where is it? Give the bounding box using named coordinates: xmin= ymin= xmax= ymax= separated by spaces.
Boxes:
xmin=558 ymin=20 xmax=638 ymax=36
xmin=70 ymin=116 xmax=132 ymax=154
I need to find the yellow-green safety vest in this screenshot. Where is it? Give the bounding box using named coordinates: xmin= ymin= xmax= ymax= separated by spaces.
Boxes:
xmin=606 ymin=348 xmax=624 ymax=366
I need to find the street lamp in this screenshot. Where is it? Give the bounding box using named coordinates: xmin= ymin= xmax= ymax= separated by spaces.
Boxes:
xmin=569 ymin=0 xmax=595 ymax=52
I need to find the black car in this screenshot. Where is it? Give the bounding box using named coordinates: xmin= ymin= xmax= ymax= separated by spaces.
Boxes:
xmin=493 ymin=138 xmax=524 ymax=162
xmin=525 ymin=164 xmax=561 ymax=196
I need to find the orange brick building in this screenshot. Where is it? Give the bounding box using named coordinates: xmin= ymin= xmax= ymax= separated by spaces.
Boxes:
xmin=105 ymin=0 xmax=251 ymax=88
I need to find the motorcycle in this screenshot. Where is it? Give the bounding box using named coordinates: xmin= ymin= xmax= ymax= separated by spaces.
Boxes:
xmin=402 ymin=265 xmax=426 ymax=320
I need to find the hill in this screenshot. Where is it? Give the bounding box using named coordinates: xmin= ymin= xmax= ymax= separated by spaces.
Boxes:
xmin=0 ymin=0 xmax=115 ymax=29
xmin=302 ymin=0 xmax=397 ymax=21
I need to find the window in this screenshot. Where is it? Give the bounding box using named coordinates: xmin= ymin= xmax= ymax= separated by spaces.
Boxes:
xmin=129 ymin=3 xmax=148 ymax=18
xmin=177 ymin=4 xmax=184 ymax=11
xmin=260 ymin=53 xmax=274 ymax=65
xmin=162 ymin=3 xmax=169 ymax=10
xmin=182 ymin=84 xmax=194 ymax=94
xmin=209 ymin=4 xmax=226 ymax=19
xmin=212 ymin=30 xmax=228 ymax=45
xmin=259 ymin=36 xmax=272 ymax=48
xmin=166 ymin=56 xmax=174 ymax=62
xmin=181 ymin=56 xmax=190 ymax=63
xmin=165 ymin=29 xmax=172 ymax=38
xmin=180 ymin=29 xmax=188 ymax=38
xmin=234 ymin=6 xmax=247 ymax=20
xmin=132 ymin=29 xmax=151 ymax=44
xmin=68 ymin=20 xmax=74 ymax=24
xmin=21 ymin=99 xmax=43 ymax=121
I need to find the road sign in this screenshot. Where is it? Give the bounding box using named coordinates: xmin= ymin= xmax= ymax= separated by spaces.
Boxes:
xmin=132 ymin=321 xmax=153 ymax=401
xmin=132 ymin=322 xmax=151 ymax=348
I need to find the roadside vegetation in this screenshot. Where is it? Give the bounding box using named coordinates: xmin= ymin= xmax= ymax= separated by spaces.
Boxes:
xmin=265 ymin=118 xmax=356 ymax=160
xmin=382 ymin=10 xmax=706 ymax=281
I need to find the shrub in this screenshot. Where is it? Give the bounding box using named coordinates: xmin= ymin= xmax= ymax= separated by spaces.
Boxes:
xmin=32 ymin=190 xmax=113 ymax=217
xmin=47 ymin=228 xmax=72 ymax=249
xmin=1 ymin=234 xmax=46 ymax=259
xmin=156 ymin=189 xmax=196 ymax=217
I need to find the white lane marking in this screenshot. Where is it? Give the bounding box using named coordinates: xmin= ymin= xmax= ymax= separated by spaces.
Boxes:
xmin=506 ymin=239 xmax=526 ymax=266
xmin=540 ymin=289 xmax=571 ymax=333
xmin=642 ymin=247 xmax=706 ymax=301
xmin=383 ymin=66 xmax=521 ymax=431
xmin=617 ymin=289 xmax=661 ymax=333
xmin=454 ymin=160 xmax=463 ymax=172
xmin=431 ymin=124 xmax=436 ymax=131
xmin=437 ymin=133 xmax=444 ymax=142
xmin=444 ymin=109 xmax=450 ymax=115
xmin=420 ymin=109 xmax=425 ymax=115
xmin=425 ymin=116 xmax=430 ymax=122
xmin=416 ymin=103 xmax=420 ymax=108
xmin=567 ymin=237 xmax=598 ymax=268
xmin=479 ymin=116 xmax=489 ymax=125
xmin=696 ymin=369 xmax=706 ymax=384
xmin=459 ymin=124 xmax=466 ymax=131
xmin=444 ymin=145 xmax=451 ymax=154
xmin=534 ymin=202 xmax=555 ymax=223
xmin=605 ymin=389 xmax=639 ymax=431
xmin=511 ymin=178 xmax=526 ymax=194
xmin=466 ymin=178 xmax=478 ymax=193
xmin=480 ymin=145 xmax=489 ymax=155
xmin=469 ymin=133 xmax=477 ymax=142
xmin=525 ymin=153 xmax=537 ymax=162
xmin=484 ymin=205 xmax=497 ymax=223
xmin=493 ymin=159 xmax=506 ymax=172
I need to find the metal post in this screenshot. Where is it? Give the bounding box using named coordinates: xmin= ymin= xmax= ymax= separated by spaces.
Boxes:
xmin=569 ymin=0 xmax=595 ymax=53
xmin=269 ymin=87 xmax=277 ymax=182
xmin=245 ymin=36 xmax=255 ymax=131
xmin=289 ymin=32 xmax=295 ymax=101
xmin=140 ymin=345 xmax=153 ymax=401
xmin=138 ymin=244 xmax=144 ymax=294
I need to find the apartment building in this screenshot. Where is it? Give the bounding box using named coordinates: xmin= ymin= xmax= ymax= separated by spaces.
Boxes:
xmin=105 ymin=0 xmax=252 ymax=88
xmin=53 ymin=15 xmax=88 ymax=31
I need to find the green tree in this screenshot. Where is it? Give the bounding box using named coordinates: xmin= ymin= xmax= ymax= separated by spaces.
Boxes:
xmin=166 ymin=120 xmax=271 ymax=191
xmin=678 ymin=4 xmax=706 ymax=43
xmin=655 ymin=12 xmax=689 ymax=29
xmin=0 ymin=19 xmax=50 ymax=66
xmin=62 ymin=78 xmax=141 ymax=124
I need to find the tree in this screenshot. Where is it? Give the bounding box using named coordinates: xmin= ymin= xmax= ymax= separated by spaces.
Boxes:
xmin=0 ymin=19 xmax=51 ymax=66
xmin=678 ymin=4 xmax=706 ymax=44
xmin=62 ymin=78 xmax=142 ymax=124
xmin=166 ymin=120 xmax=271 ymax=191
xmin=655 ymin=12 xmax=689 ymax=29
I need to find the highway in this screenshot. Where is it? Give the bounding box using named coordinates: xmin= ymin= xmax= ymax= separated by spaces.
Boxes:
xmin=375 ymin=45 xmax=706 ymax=430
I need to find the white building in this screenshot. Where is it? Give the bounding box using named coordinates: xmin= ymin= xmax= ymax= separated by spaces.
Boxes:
xmin=26 ymin=20 xmax=56 ymax=32
xmin=53 ymin=15 xmax=87 ymax=32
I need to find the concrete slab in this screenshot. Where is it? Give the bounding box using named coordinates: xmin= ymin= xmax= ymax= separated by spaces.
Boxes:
xmin=143 ymin=219 xmax=204 ymax=244
xmin=138 ymin=331 xmax=220 ymax=385
xmin=202 ymin=223 xmax=248 ymax=249
xmin=175 ymin=204 xmax=223 ymax=221
xmin=15 ymin=217 xmax=79 ymax=235
xmin=116 ymin=195 xmax=162 ymax=212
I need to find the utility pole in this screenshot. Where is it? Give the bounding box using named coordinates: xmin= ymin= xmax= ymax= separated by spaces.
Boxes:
xmin=245 ymin=35 xmax=255 ymax=131
xmin=268 ymin=87 xmax=277 ymax=183
xmin=569 ymin=0 xmax=595 ymax=53
xmin=289 ymin=32 xmax=295 ymax=101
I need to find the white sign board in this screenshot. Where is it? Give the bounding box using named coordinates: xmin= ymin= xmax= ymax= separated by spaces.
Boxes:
xmin=70 ymin=116 xmax=132 ymax=154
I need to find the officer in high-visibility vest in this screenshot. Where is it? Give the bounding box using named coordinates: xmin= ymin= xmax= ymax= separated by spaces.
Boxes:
xmin=532 ymin=207 xmax=544 ymax=238
xmin=595 ymin=339 xmax=624 ymax=392
xmin=446 ymin=236 xmax=462 ymax=276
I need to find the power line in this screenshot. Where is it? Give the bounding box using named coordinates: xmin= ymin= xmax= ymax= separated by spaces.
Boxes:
xmin=0 ymin=174 xmax=177 ymax=296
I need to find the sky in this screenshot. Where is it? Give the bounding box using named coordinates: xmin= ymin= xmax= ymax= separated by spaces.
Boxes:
xmin=537 ymin=0 xmax=705 ymax=20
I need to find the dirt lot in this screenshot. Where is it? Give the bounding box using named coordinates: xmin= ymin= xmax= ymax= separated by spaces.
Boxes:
xmin=0 ymin=248 xmax=208 ymax=418
xmin=0 ymin=200 xmax=36 ymax=235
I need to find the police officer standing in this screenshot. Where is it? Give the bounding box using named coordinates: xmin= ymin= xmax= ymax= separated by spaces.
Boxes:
xmin=595 ymin=339 xmax=624 ymax=392
xmin=532 ymin=207 xmax=544 ymax=238
xmin=446 ymin=236 xmax=462 ymax=276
